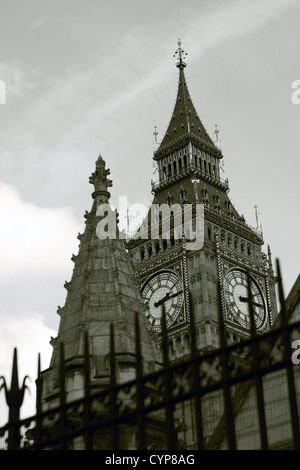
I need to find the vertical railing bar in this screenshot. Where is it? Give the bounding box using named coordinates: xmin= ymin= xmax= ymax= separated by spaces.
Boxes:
xmin=161 ymin=303 xmax=176 ymax=449
xmin=217 ymin=278 xmax=237 ymax=450
xmin=35 ymin=353 xmax=43 ymax=450
xmin=110 ymin=322 xmax=119 ymax=450
xmin=5 ymin=348 xmax=24 ymax=450
xmin=59 ymin=342 xmax=67 ymax=450
xmin=83 ymin=333 xmax=93 ymax=450
xmin=189 ymin=291 xmax=204 ymax=450
xmin=276 ymin=259 xmax=300 ymax=450
xmin=135 ymin=312 xmax=146 ymax=450
xmin=246 ymin=271 xmax=268 ymax=450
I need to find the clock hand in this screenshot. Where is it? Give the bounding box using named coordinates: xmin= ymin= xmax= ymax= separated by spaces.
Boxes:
xmin=154 ymin=290 xmax=183 ymax=308
xmin=239 ymin=296 xmax=264 ymax=309
xmin=154 ymin=293 xmax=170 ymax=308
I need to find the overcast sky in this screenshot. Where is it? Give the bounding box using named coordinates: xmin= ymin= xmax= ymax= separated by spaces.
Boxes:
xmin=0 ymin=0 xmax=299 ymax=423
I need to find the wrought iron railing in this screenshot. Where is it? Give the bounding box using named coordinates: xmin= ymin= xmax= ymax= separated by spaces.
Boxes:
xmin=0 ymin=260 xmax=299 ymax=450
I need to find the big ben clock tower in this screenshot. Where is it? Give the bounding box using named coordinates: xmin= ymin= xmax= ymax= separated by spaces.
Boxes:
xmin=127 ymin=40 xmax=277 ymax=361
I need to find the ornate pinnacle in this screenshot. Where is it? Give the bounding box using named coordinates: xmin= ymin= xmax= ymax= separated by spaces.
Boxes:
xmin=89 ymin=155 xmax=113 ymax=202
xmin=0 ymin=348 xmax=29 ymax=409
xmin=0 ymin=348 xmax=29 ymax=448
xmin=173 ymin=38 xmax=188 ymax=68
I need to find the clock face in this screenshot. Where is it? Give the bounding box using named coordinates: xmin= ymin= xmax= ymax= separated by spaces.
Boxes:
xmin=224 ymin=269 xmax=265 ymax=330
xmin=141 ymin=271 xmax=184 ymax=331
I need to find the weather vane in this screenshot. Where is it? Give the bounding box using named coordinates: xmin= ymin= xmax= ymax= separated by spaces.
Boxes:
xmin=173 ymin=38 xmax=187 ymax=67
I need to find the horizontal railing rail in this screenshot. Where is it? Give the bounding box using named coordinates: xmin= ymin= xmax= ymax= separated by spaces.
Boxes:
xmin=0 ymin=260 xmax=299 ymax=450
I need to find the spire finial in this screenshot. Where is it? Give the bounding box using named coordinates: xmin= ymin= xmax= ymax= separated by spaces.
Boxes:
xmin=89 ymin=154 xmax=113 ymax=202
xmin=174 ymin=38 xmax=187 ymax=68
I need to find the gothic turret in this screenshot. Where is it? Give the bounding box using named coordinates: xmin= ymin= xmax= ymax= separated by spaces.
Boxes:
xmin=152 ymin=39 xmax=225 ymax=198
xmin=41 ymin=155 xmax=157 ymax=406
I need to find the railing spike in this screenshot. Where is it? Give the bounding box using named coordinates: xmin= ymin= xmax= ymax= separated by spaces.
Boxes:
xmin=84 ymin=332 xmax=90 ymax=394
xmin=11 ymin=348 xmax=19 ymax=391
xmin=83 ymin=332 xmax=92 ymax=450
xmin=276 ymin=259 xmax=288 ymax=326
xmin=161 ymin=303 xmax=169 ymax=368
xmin=276 ymin=258 xmax=300 ymax=449
xmin=246 ymin=270 xmax=256 ymax=337
xmin=0 ymin=348 xmax=29 ymax=449
xmin=188 ymin=291 xmax=204 ymax=450
xmin=109 ymin=321 xmax=119 ymax=450
xmin=35 ymin=352 xmax=43 ymax=450
xmin=37 ymin=353 xmax=41 ymax=378
xmin=110 ymin=322 xmax=116 ymax=385
xmin=135 ymin=311 xmax=146 ymax=450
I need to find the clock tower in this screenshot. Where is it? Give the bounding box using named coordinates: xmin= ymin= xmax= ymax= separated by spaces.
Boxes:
xmin=127 ymin=40 xmax=277 ymax=362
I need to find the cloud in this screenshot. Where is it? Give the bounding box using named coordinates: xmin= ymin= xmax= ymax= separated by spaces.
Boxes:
xmin=186 ymin=0 xmax=296 ymax=61
xmin=0 ymin=183 xmax=83 ymax=424
xmin=0 ymin=62 xmax=37 ymax=98
xmin=2 ymin=0 xmax=295 ymax=159
xmin=0 ymin=183 xmax=81 ymax=280
xmin=0 ymin=313 xmax=57 ymax=425
xmin=33 ymin=16 xmax=48 ymax=28
xmin=47 ymin=0 xmax=298 ymax=148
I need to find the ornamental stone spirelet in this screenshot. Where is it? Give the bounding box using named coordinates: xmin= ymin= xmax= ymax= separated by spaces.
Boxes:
xmin=89 ymin=155 xmax=113 ymax=204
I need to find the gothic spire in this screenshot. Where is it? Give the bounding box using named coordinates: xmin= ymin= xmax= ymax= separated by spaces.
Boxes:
xmin=154 ymin=39 xmax=220 ymax=160
xmin=43 ymin=155 xmax=157 ymax=397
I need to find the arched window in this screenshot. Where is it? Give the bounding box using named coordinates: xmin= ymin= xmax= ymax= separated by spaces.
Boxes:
xmin=208 ymin=224 xmax=211 ymax=240
xmin=180 ymin=188 xmax=186 ymax=202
